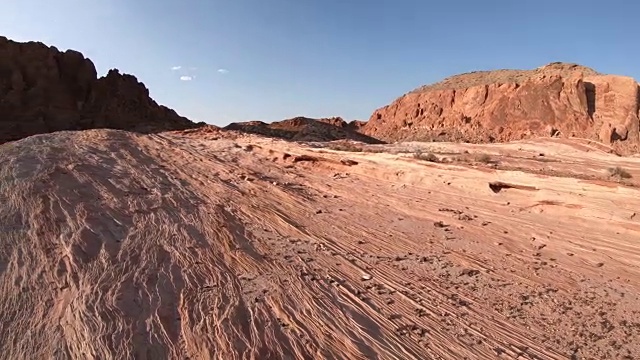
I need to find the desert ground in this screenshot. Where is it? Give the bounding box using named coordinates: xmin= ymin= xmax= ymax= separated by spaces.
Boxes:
xmin=1 ymin=129 xmax=639 ymax=359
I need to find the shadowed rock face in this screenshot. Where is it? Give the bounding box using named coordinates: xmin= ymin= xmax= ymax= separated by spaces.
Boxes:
xmin=361 ymin=62 xmax=640 ymax=154
xmin=224 ymin=116 xmax=382 ymax=143
xmin=0 ymin=36 xmax=197 ymax=142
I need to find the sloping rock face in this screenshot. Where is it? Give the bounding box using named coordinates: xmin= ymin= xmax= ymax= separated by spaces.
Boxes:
xmin=0 ymin=36 xmax=196 ymax=142
xmin=225 ymin=116 xmax=382 ymax=143
xmin=361 ymin=63 xmax=640 ymax=153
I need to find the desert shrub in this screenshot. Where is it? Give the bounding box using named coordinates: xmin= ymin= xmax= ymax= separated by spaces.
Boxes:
xmin=413 ymin=150 xmax=439 ymax=162
xmin=365 ymin=147 xmax=385 ymax=153
xmin=608 ymin=166 xmax=632 ymax=179
xmin=327 ymin=143 xmax=364 ymax=152
xmin=476 ymin=153 xmax=492 ymax=163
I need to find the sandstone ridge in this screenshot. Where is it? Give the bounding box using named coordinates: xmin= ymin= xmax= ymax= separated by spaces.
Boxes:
xmin=224 ymin=116 xmax=380 ymax=143
xmin=0 ymin=36 xmax=197 ymax=143
xmin=361 ymin=62 xmax=640 ymax=154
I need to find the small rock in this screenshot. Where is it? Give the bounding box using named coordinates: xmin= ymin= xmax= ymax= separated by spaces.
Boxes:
xmin=434 ymin=221 xmax=449 ymax=228
xmin=361 ymin=274 xmax=373 ymax=281
xmin=340 ymin=159 xmax=359 ymax=166
xmin=459 ymin=268 xmax=481 ymax=277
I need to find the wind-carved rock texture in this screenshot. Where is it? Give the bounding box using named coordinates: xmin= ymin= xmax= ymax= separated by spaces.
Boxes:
xmin=0 ymin=36 xmax=196 ymax=142
xmin=362 ymin=63 xmax=640 ymax=154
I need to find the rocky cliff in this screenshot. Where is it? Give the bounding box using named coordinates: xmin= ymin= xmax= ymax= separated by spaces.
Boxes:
xmin=0 ymin=36 xmax=197 ymax=142
xmin=225 ymin=116 xmax=380 ymax=143
xmin=361 ymin=63 xmax=640 ymax=153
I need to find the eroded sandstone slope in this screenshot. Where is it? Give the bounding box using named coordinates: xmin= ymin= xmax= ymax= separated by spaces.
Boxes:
xmin=0 ymin=36 xmax=197 ymax=143
xmin=361 ymin=62 xmax=640 ymax=154
xmin=1 ymin=129 xmax=640 ymax=359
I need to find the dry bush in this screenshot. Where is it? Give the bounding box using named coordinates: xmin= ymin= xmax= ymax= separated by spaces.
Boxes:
xmin=327 ymin=143 xmax=364 ymax=152
xmin=608 ymin=166 xmax=632 ymax=179
xmin=413 ymin=150 xmax=439 ymax=162
xmin=476 ymin=153 xmax=492 ymax=163
xmin=365 ymin=147 xmax=385 ymax=153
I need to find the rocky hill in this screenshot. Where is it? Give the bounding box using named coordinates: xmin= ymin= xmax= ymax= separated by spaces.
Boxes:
xmin=224 ymin=116 xmax=380 ymax=143
xmin=0 ymin=36 xmax=197 ymax=143
xmin=360 ymin=62 xmax=640 ymax=154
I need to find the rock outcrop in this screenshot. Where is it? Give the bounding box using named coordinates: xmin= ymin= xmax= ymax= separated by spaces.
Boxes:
xmin=225 ymin=116 xmax=382 ymax=143
xmin=361 ymin=63 xmax=640 ymax=153
xmin=0 ymin=36 xmax=197 ymax=143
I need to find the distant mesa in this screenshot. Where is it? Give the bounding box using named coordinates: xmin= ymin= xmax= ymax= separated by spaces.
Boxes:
xmin=224 ymin=116 xmax=382 ymax=144
xmin=0 ymin=36 xmax=199 ymax=143
xmin=359 ymin=62 xmax=640 ymax=154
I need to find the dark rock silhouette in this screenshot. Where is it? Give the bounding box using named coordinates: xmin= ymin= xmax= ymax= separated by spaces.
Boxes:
xmin=0 ymin=36 xmax=197 ymax=143
xmin=225 ymin=116 xmax=383 ymax=144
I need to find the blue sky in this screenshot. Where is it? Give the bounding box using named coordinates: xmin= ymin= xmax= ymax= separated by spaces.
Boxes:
xmin=1 ymin=0 xmax=639 ymax=125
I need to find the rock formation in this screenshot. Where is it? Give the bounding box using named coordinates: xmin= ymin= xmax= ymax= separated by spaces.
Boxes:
xmin=225 ymin=116 xmax=381 ymax=143
xmin=361 ymin=62 xmax=640 ymax=154
xmin=0 ymin=36 xmax=197 ymax=143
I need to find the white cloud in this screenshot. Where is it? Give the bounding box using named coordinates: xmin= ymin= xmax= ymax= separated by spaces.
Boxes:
xmin=180 ymin=75 xmax=194 ymax=81
xmin=217 ymin=68 xmax=229 ymax=74
xmin=171 ymin=66 xmax=182 ymax=71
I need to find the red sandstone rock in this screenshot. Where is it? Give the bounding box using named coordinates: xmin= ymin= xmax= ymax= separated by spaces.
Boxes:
xmin=0 ymin=36 xmax=197 ymax=143
xmin=225 ymin=116 xmax=380 ymax=143
xmin=361 ymin=63 xmax=640 ymax=153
